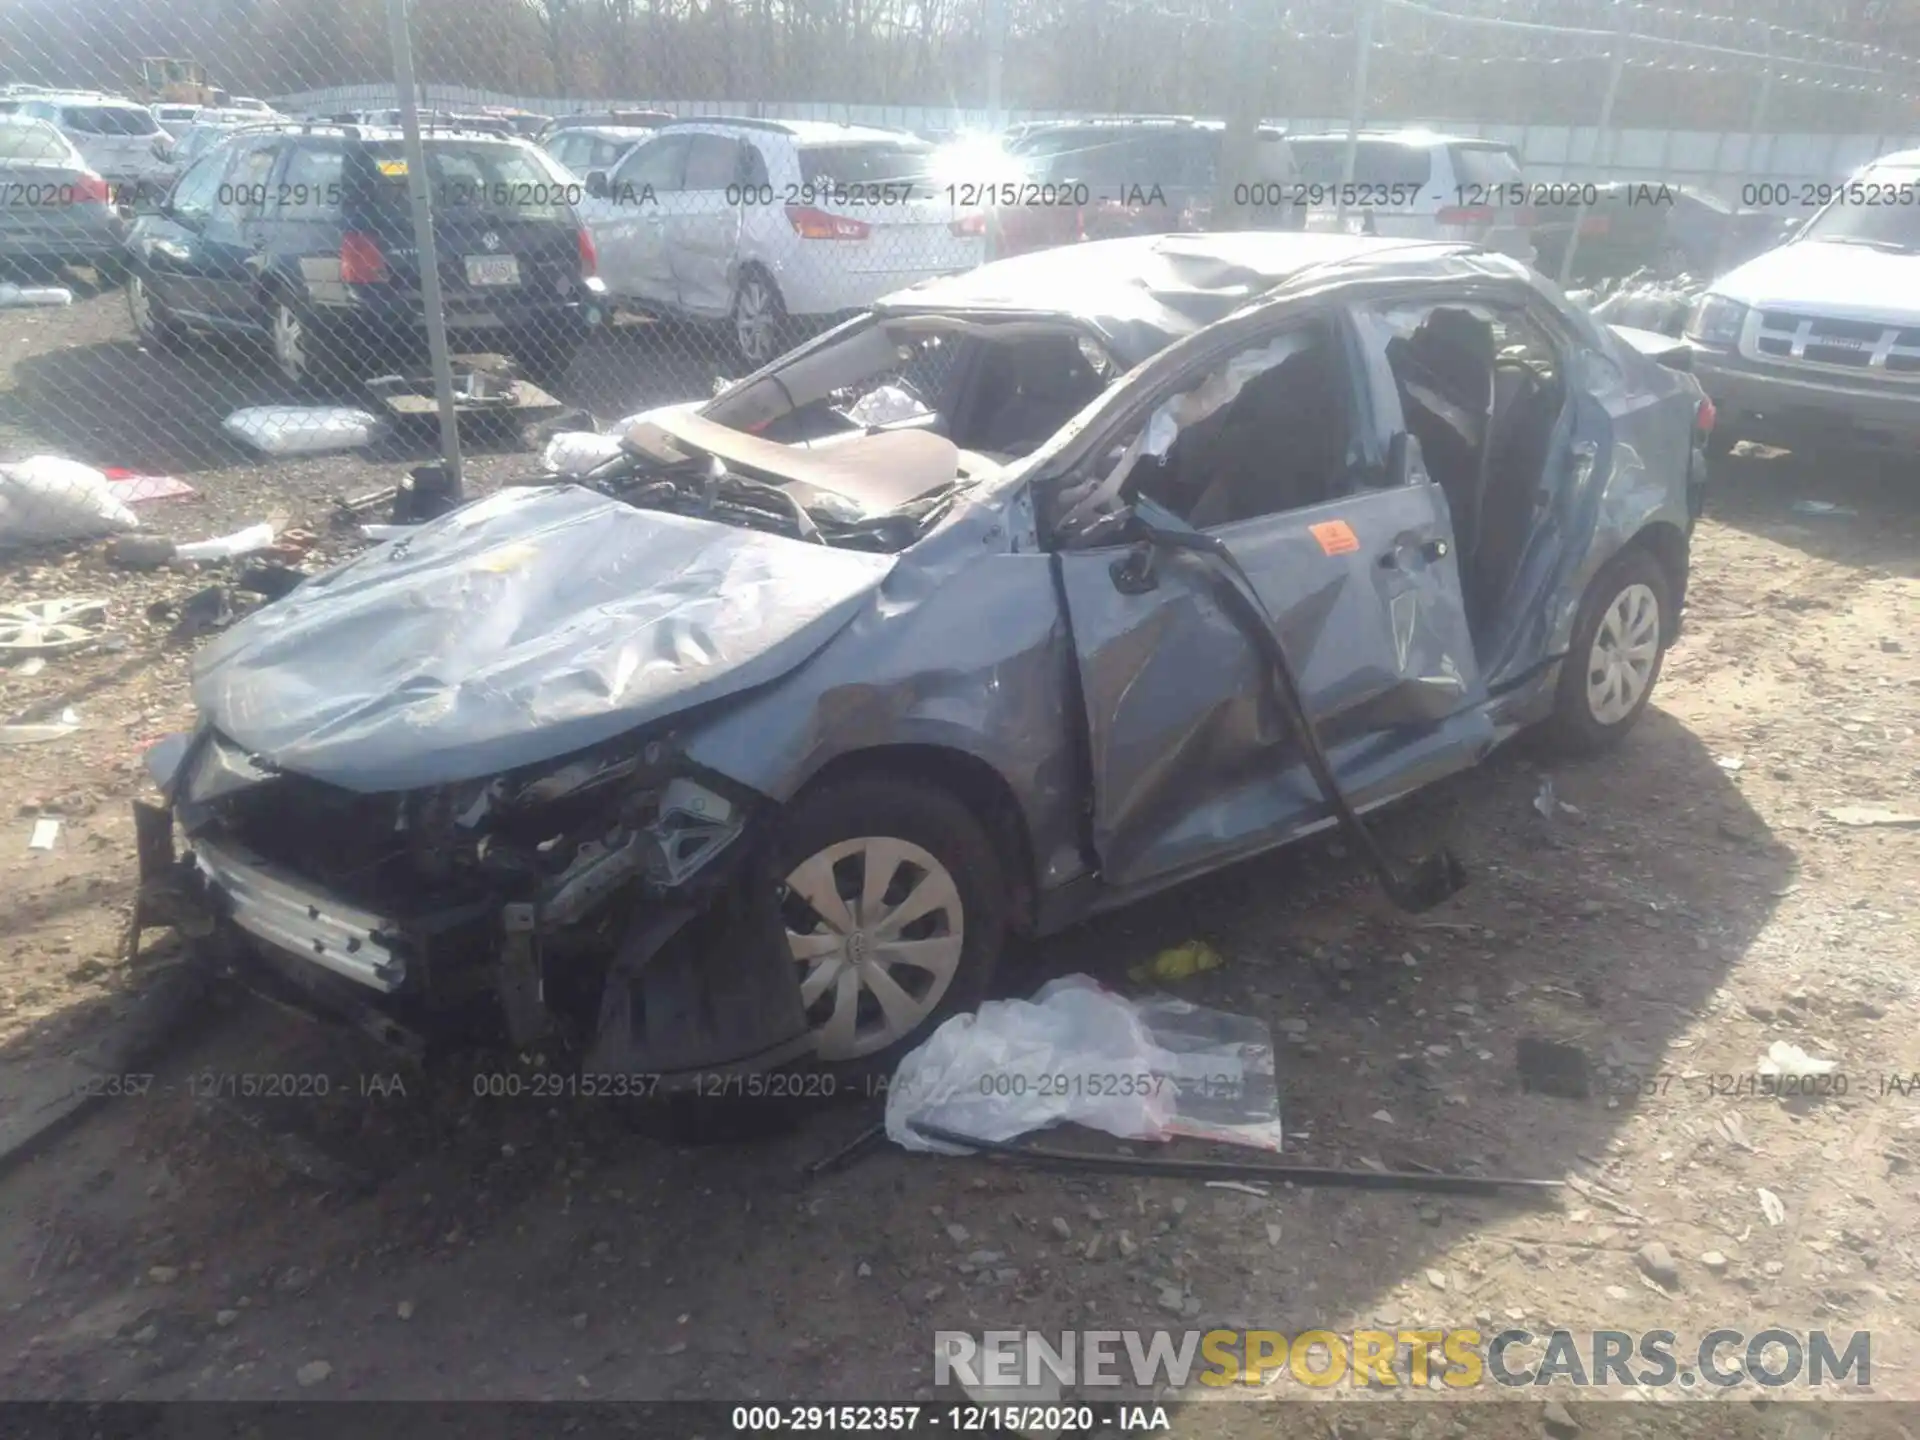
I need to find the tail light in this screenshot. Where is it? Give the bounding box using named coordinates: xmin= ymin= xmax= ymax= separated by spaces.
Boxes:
xmin=1695 ymin=397 xmax=1716 ymax=436
xmin=785 ymin=205 xmax=870 ymax=241
xmin=949 ymin=212 xmax=986 ymax=238
xmin=576 ymin=227 xmax=598 ymax=276
xmin=339 ymin=231 xmax=389 ymax=284
xmin=1435 ymin=205 xmax=1495 ymax=227
xmin=71 ymin=173 xmax=110 ymax=205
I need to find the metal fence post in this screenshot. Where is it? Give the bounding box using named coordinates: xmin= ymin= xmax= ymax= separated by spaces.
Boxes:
xmin=1555 ymin=5 xmax=1631 ymax=289
xmin=386 ymin=0 xmax=465 ymax=502
xmin=1335 ymin=0 xmax=1377 ymax=227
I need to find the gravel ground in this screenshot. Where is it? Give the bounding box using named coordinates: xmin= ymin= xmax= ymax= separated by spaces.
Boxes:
xmin=1 ymin=280 xmax=1917 ymax=1435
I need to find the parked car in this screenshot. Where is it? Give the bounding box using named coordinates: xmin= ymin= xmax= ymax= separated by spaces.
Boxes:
xmin=1685 ymin=148 xmax=1920 ymax=459
xmin=1530 ymin=181 xmax=1797 ymax=283
xmin=228 ymin=96 xmax=278 ymax=116
xmin=170 ymin=113 xmax=291 ymax=171
xmin=537 ymin=110 xmax=673 ymax=144
xmin=125 ymin=126 xmax=607 ymax=386
xmin=1287 ymin=130 xmax=1536 ymax=263
xmin=544 ymin=124 xmax=657 ymax=180
xmin=579 ymin=118 xmax=985 ymax=365
xmin=151 ymin=102 xmax=202 ymax=139
xmin=13 ymin=93 xmax=175 ymax=197
xmin=983 ymin=116 xmax=1301 ymax=259
xmin=0 ymin=115 xmax=127 ymax=278
xmin=135 ymin=231 xmax=1708 ymax=1094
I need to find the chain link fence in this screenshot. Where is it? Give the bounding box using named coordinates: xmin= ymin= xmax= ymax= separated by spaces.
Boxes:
xmin=1 ymin=0 xmax=1918 ymax=552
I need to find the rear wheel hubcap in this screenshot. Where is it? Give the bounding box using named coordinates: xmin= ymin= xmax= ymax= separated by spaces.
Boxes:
xmin=1586 ymin=581 xmax=1660 ymax=725
xmin=735 ymin=279 xmax=775 ymax=362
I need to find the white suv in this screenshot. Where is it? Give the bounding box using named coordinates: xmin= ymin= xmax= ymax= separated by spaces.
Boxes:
xmin=1685 ymin=149 xmax=1920 ymax=459
xmin=15 ymin=93 xmax=175 ymax=192
xmin=1286 ymin=130 xmax=1536 ymax=263
xmin=578 ymin=119 xmax=986 ymax=365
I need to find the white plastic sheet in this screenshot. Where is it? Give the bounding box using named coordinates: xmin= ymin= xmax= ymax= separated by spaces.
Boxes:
xmin=886 ymin=975 xmax=1282 ymax=1154
xmin=0 ymin=455 xmax=140 ymax=544
xmin=175 ymin=522 xmax=277 ymax=562
xmin=222 ymin=407 xmax=381 ymax=455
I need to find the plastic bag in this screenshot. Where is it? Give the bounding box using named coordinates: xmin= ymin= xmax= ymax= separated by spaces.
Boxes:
xmin=0 ymin=455 xmax=139 ymax=544
xmin=222 ymin=407 xmax=381 ymax=455
xmin=886 ymin=975 xmax=1282 ymax=1154
xmin=542 ymin=430 xmax=626 ymax=476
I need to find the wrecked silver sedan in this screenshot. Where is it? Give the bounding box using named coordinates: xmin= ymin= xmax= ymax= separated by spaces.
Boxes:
xmin=137 ymin=232 xmax=1711 ymax=1085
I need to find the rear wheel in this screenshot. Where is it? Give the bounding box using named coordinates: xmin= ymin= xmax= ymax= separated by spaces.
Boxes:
xmin=1544 ymin=546 xmax=1672 ymax=755
xmin=271 ymin=300 xmax=353 ymax=392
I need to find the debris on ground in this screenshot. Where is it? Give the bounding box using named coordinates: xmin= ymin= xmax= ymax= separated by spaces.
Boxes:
xmin=101 ymin=469 xmax=196 ymax=506
xmin=174 ymin=522 xmax=277 ymax=562
xmin=236 ymin=564 xmax=308 ymax=601
xmin=1790 ymin=500 xmax=1858 ymax=519
xmin=1756 ymin=1041 xmax=1838 ymax=1079
xmin=0 ymin=598 xmax=108 ymax=656
xmin=1635 ymin=1240 xmax=1681 ymax=1289
xmin=887 ymin=975 xmax=1281 ymax=1153
xmin=27 ymin=817 xmax=59 ymax=850
xmin=106 ymin=534 xmax=179 ymax=570
xmin=0 ymin=456 xmax=139 ymax=545
xmin=1825 ymin=805 xmax=1920 ymax=829
xmin=155 ymin=586 xmax=234 ymax=640
xmin=1758 ymin=1187 xmax=1787 ymax=1226
xmin=0 ymin=708 xmax=80 ymax=746
xmin=222 ymin=407 xmax=382 ymax=455
xmin=1127 ymin=939 xmax=1225 ymax=984
xmin=1516 ymin=1037 xmax=1592 ymax=1099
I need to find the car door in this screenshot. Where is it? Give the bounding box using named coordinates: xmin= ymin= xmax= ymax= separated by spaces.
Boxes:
xmin=667 ymin=132 xmax=746 ymax=318
xmin=194 ymin=137 xmax=279 ymax=324
xmin=1049 ymin=306 xmax=1486 ymax=890
xmin=584 ymin=132 xmax=684 ymax=303
xmin=135 ymin=145 xmax=234 ymax=320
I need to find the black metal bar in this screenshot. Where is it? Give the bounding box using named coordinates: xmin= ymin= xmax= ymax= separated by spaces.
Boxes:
xmin=908 ymin=1122 xmax=1563 ymax=1198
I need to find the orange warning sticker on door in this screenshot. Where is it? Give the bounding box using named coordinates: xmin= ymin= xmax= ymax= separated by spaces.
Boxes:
xmin=1310 ymin=520 xmax=1360 ymax=555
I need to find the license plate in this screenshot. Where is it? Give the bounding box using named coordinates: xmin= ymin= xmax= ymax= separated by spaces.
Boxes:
xmin=464 ymin=255 xmax=520 ymax=287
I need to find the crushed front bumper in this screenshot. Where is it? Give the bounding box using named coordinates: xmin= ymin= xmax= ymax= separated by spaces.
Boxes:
xmin=132 ymin=760 xmax=818 ymax=1088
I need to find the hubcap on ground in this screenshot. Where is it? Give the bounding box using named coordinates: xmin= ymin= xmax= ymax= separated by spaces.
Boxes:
xmin=1586 ymin=581 xmax=1660 ymax=725
xmin=735 ymin=279 xmax=775 ymax=363
xmin=781 ymin=835 xmax=964 ymax=1061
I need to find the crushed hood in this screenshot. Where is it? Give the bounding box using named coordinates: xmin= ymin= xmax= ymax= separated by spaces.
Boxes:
xmin=192 ymin=485 xmax=896 ymax=793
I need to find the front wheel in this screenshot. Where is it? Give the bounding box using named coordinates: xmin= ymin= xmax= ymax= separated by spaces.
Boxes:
xmin=127 ymin=273 xmax=185 ymax=351
xmin=730 ymin=268 xmax=786 ymax=368
xmin=773 ymin=775 xmax=1006 ymax=1077
xmin=1544 ymin=546 xmax=1672 ymax=755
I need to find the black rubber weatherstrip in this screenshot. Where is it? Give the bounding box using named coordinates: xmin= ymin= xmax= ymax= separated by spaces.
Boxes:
xmin=908 ymin=1122 xmax=1562 ymax=1199
xmin=1128 ymin=511 xmax=1468 ymax=913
